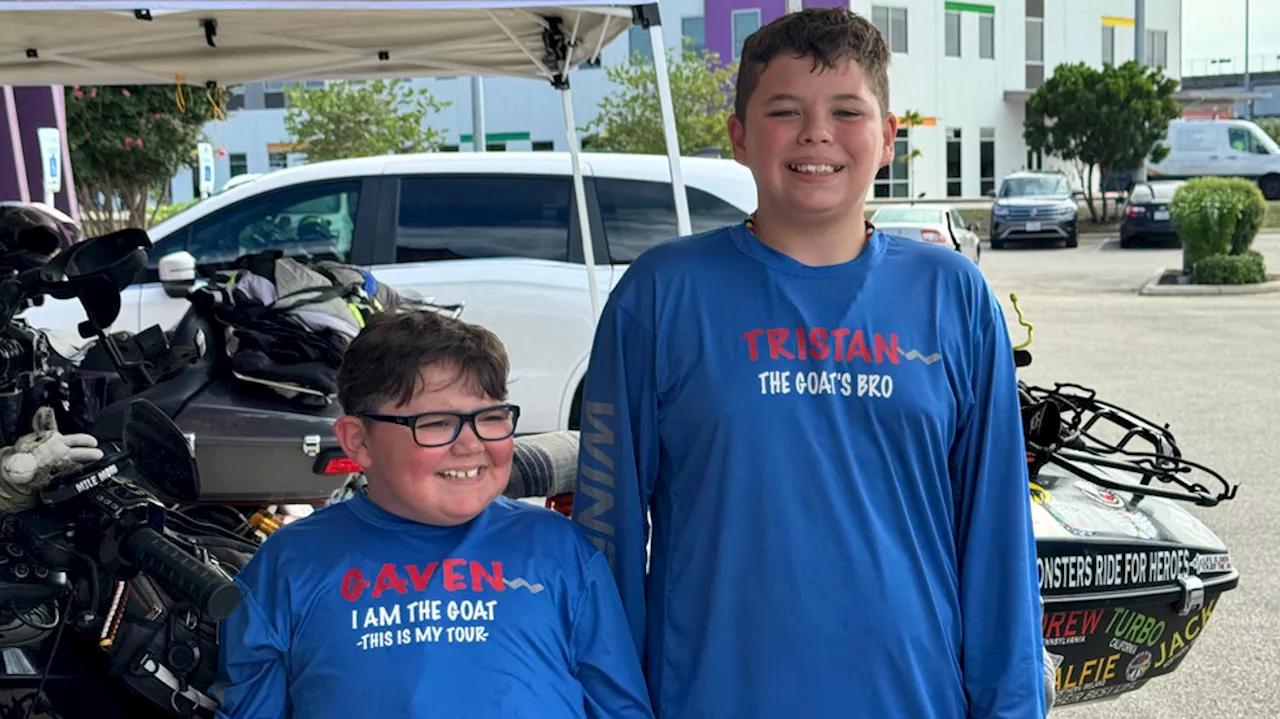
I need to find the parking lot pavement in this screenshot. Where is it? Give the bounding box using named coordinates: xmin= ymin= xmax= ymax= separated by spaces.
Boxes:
xmin=980 ymin=230 xmax=1280 ymax=297
xmin=982 ymin=234 xmax=1280 ymax=719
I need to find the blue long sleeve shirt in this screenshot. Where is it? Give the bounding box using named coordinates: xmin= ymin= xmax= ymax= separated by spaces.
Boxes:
xmin=572 ymin=223 xmax=1044 ymax=719
xmin=216 ymin=491 xmax=654 ymax=719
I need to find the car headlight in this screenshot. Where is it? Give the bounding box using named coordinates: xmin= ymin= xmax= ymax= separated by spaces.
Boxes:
xmin=1059 ymin=205 xmax=1077 ymax=218
xmin=993 ymin=205 xmax=1009 ymax=216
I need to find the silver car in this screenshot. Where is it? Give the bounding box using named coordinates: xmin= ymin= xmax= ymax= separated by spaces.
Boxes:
xmin=869 ymin=204 xmax=982 ymax=264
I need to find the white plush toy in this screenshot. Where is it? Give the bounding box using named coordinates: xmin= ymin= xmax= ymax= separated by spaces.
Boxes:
xmin=0 ymin=406 xmax=104 ymax=512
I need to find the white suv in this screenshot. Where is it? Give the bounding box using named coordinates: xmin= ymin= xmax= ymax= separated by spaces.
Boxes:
xmin=21 ymin=152 xmax=758 ymax=434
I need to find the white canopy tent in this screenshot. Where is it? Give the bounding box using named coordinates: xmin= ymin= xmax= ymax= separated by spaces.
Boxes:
xmin=0 ymin=0 xmax=694 ymax=320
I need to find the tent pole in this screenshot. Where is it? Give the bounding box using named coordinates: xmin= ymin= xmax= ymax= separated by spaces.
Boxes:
xmin=644 ymin=9 xmax=690 ymax=236
xmin=561 ymin=86 xmax=601 ymax=322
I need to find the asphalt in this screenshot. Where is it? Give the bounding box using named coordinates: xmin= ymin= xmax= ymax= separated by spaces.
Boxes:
xmin=983 ymin=231 xmax=1280 ymax=719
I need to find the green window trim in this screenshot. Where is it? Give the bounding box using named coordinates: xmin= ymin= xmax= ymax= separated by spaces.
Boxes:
xmin=945 ymin=2 xmax=995 ymax=14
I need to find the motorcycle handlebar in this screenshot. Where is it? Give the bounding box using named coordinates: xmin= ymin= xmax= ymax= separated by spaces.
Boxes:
xmin=124 ymin=526 xmax=242 ymax=621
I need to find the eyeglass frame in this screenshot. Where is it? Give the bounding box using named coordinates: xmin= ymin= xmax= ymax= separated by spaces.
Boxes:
xmin=358 ymin=403 xmax=521 ymax=447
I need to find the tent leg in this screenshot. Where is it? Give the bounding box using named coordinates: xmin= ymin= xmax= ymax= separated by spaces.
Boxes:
xmin=647 ymin=21 xmax=691 ymax=237
xmin=3 ymin=86 xmax=31 ymax=203
xmin=560 ymin=86 xmax=602 ymax=322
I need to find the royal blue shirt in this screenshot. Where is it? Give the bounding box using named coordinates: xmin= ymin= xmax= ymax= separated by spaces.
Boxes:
xmin=572 ymin=223 xmax=1044 ymax=719
xmin=216 ymin=491 xmax=654 ymax=719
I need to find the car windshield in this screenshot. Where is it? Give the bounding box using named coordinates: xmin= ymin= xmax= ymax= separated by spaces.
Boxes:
xmin=999 ymin=176 xmax=1070 ymax=198
xmin=1254 ymin=128 xmax=1280 ymax=155
xmin=872 ymin=208 xmax=944 ymax=224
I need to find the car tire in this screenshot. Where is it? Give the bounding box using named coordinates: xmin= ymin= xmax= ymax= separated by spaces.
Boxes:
xmin=1120 ymin=236 xmax=1133 ymax=249
xmin=990 ymin=237 xmax=1004 ymax=250
xmin=1065 ymin=232 xmax=1078 ymax=249
xmin=1260 ymin=174 xmax=1280 ymax=201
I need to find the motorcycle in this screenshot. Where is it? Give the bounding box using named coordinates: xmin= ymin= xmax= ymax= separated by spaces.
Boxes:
xmin=1008 ymin=294 xmax=1238 ymax=708
xmin=0 ymin=228 xmax=246 ymax=718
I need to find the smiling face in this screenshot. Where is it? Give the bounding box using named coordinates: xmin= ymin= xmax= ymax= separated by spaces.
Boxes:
xmin=334 ymin=363 xmax=514 ymax=527
xmin=728 ymin=54 xmax=897 ymax=225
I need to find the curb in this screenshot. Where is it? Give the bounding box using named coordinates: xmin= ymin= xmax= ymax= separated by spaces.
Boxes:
xmin=1138 ymin=268 xmax=1280 ymax=296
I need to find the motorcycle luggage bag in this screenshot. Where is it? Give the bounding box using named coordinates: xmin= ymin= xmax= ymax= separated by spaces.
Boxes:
xmin=196 ymin=250 xmax=403 ymax=405
xmin=1030 ymin=461 xmax=1238 ymax=708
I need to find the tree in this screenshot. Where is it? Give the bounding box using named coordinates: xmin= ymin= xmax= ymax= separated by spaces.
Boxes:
xmin=1024 ymin=61 xmax=1182 ymax=222
xmin=65 ymin=84 xmax=220 ymax=235
xmin=1259 ymin=117 xmax=1280 ymax=146
xmin=582 ymin=42 xmax=737 ymax=156
xmin=283 ymin=80 xmax=449 ymax=163
xmin=897 ymin=109 xmax=925 ymax=200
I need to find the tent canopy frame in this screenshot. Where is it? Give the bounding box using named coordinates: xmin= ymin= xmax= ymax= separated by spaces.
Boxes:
xmin=0 ymin=0 xmax=696 ymax=320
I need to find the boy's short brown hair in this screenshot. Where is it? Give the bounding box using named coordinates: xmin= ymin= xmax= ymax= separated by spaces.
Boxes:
xmin=733 ymin=8 xmax=892 ymax=122
xmin=337 ymin=309 xmax=510 ymax=416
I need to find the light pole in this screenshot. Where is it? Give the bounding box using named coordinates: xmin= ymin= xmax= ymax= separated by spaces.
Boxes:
xmin=1133 ymin=0 xmax=1147 ymax=183
xmin=1243 ymin=0 xmax=1253 ymax=119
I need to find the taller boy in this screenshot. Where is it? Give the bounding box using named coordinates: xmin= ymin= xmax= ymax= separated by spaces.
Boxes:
xmin=572 ymin=8 xmax=1046 ymax=719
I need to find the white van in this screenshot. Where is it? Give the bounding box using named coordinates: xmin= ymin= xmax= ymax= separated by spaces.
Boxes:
xmin=20 ymin=152 xmax=759 ymax=434
xmin=1148 ymin=118 xmax=1280 ymax=200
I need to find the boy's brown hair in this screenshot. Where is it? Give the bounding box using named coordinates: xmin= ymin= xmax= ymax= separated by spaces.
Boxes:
xmin=733 ymin=8 xmax=892 ymax=122
xmin=337 ymin=308 xmax=510 ymax=416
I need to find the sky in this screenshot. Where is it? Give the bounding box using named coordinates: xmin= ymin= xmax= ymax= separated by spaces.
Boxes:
xmin=1181 ymin=0 xmax=1280 ymax=75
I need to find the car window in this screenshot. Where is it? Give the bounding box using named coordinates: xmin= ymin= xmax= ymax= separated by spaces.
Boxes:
xmin=1128 ymin=185 xmax=1155 ymax=203
xmin=596 ymin=178 xmax=748 ymax=263
xmin=1227 ymin=128 xmax=1252 ymax=153
xmin=1228 ymin=127 xmax=1276 ymax=155
xmin=1149 ymin=183 xmax=1184 ymax=201
xmin=949 ymin=209 xmax=967 ymax=229
xmin=872 ymin=207 xmax=945 ymax=224
xmin=999 ymin=176 xmax=1070 ymax=198
xmin=395 ymin=175 xmax=572 ymax=263
xmin=168 ymin=180 xmax=360 ymax=276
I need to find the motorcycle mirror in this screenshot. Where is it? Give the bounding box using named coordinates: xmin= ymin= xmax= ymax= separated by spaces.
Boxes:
xmin=122 ymin=398 xmax=201 ymax=504
xmin=32 ymin=228 xmax=150 ymax=337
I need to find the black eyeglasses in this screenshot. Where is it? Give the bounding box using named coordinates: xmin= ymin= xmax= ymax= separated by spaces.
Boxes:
xmin=359 ymin=404 xmax=521 ymax=447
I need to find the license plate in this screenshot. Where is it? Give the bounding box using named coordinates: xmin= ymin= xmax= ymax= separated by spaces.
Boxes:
xmin=1026 ymin=221 xmax=1042 ymax=231
xmin=1154 ymin=210 xmax=1170 ymax=221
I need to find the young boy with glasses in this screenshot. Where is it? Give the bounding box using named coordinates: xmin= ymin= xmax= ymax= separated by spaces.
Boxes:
xmin=215 ymin=309 xmax=653 ymax=719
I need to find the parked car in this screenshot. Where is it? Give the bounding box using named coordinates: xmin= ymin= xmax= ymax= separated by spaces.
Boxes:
xmin=18 ymin=152 xmax=758 ymax=434
xmin=1120 ymin=180 xmax=1185 ymax=248
xmin=987 ymin=170 xmax=1081 ymax=249
xmin=1148 ymin=118 xmax=1280 ymax=200
xmin=868 ymin=204 xmax=981 ymax=263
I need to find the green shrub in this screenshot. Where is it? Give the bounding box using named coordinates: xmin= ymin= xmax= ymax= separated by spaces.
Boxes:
xmin=1169 ymin=176 xmax=1269 ymax=264
xmin=1170 ymin=178 xmax=1237 ymax=263
xmin=1193 ymin=250 xmax=1268 ymax=285
xmin=1223 ymin=177 xmax=1268 ymax=254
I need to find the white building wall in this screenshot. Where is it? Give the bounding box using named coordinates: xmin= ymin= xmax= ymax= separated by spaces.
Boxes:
xmin=852 ymin=0 xmax=1181 ymax=199
xmin=171 ymin=0 xmax=1181 ymax=203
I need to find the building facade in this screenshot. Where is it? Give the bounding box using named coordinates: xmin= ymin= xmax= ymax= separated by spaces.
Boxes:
xmin=170 ymin=0 xmax=1182 ymax=203
xmin=701 ymin=0 xmax=1182 ymax=199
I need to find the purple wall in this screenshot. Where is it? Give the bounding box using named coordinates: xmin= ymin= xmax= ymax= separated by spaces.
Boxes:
xmin=705 ymin=0 xmax=848 ymax=67
xmin=0 ymin=85 xmax=78 ymax=221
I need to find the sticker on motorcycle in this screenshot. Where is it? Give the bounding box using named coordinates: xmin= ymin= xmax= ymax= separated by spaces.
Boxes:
xmin=1075 ymin=480 xmax=1124 ymax=509
xmin=1125 ymin=651 xmax=1152 ymax=682
xmin=1030 ymin=482 xmax=1051 ymax=505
